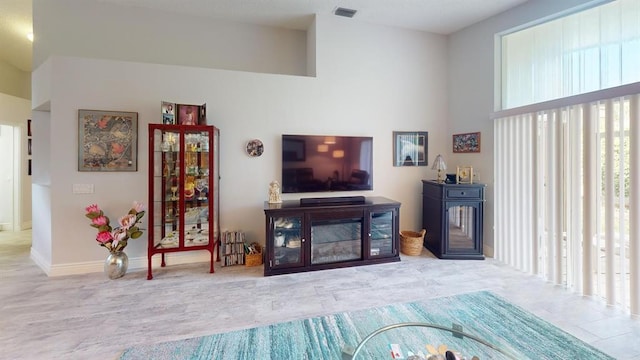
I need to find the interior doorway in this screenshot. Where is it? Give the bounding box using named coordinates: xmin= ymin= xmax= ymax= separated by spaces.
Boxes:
xmin=0 ymin=124 xmax=20 ymax=231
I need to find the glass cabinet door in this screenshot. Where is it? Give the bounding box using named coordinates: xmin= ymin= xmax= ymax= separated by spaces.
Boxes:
xmin=446 ymin=204 xmax=479 ymax=253
xmin=271 ymin=215 xmax=304 ymax=268
xmin=153 ymin=129 xmax=181 ymax=249
xmin=369 ymin=210 xmax=394 ymax=257
xmin=182 ymin=130 xmax=212 ymax=247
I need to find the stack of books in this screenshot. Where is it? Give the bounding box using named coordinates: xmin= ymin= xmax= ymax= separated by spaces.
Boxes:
xmin=221 ymin=230 xmax=245 ymax=266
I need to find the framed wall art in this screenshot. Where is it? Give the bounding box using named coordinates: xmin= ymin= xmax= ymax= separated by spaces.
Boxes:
xmin=78 ymin=109 xmax=138 ymax=171
xmin=175 ymin=103 xmax=207 ymax=126
xmin=161 ymin=101 xmax=176 ymax=125
xmin=452 ymin=132 xmax=481 ymax=153
xmin=393 ymin=131 xmax=428 ymax=166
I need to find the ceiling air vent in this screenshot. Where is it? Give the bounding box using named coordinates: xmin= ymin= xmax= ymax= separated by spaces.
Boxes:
xmin=334 ymin=7 xmax=357 ymax=18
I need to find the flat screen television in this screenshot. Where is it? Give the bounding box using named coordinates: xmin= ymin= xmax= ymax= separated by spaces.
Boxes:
xmin=282 ymin=134 xmax=373 ymax=193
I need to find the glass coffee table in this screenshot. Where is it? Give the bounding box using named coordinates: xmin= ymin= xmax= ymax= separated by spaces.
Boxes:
xmin=341 ymin=322 xmax=518 ymax=360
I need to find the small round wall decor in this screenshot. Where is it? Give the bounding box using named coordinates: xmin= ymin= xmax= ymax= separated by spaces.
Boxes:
xmin=246 ymin=139 xmax=264 ymax=157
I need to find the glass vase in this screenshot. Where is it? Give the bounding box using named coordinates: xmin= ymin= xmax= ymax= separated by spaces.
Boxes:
xmin=104 ymin=251 xmax=129 ymax=279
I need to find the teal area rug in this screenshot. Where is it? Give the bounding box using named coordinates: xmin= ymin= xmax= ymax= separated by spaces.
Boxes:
xmin=119 ymin=291 xmax=612 ymax=360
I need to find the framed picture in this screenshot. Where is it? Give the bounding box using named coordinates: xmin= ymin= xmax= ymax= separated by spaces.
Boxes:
xmin=161 ymin=101 xmax=175 ymax=125
xmin=452 ymin=132 xmax=481 ymax=153
xmin=78 ymin=109 xmax=138 ymax=171
xmin=457 ymin=166 xmax=474 ymax=184
xmin=393 ymin=131 xmax=428 ymax=166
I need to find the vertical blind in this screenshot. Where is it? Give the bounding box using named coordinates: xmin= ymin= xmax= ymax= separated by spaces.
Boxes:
xmin=494 ymin=89 xmax=640 ymax=315
xmin=501 ymin=0 xmax=640 ymax=109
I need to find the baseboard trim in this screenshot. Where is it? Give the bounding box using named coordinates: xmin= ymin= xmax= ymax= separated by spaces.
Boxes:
xmin=483 ymin=244 xmax=495 ymax=258
xmin=43 ymin=250 xmax=213 ymax=277
xmin=30 ymin=247 xmax=52 ymax=276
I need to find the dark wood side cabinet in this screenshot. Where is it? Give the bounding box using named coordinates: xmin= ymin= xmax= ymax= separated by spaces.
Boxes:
xmin=422 ymin=180 xmax=485 ymax=260
xmin=264 ymin=196 xmax=401 ymax=276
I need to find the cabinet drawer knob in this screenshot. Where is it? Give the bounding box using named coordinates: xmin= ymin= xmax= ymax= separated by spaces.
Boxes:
xmin=461 ymin=192 xmax=465 ymax=195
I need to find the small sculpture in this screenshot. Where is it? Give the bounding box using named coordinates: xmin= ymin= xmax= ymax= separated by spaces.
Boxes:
xmin=268 ymin=180 xmax=282 ymax=204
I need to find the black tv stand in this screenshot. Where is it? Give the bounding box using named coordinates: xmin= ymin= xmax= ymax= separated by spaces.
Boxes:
xmin=264 ymin=196 xmax=401 ymax=276
xmin=300 ymin=196 xmax=366 ymax=206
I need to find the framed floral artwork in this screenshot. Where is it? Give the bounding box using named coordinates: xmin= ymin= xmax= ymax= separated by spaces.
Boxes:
xmin=78 ymin=109 xmax=138 ymax=171
xmin=452 ymin=132 xmax=481 ymax=153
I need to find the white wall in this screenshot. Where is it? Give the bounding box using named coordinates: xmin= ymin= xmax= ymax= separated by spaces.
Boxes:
xmin=33 ymin=0 xmax=308 ymax=76
xmin=0 ymin=93 xmax=32 ymax=231
xmin=448 ymin=0 xmax=597 ymax=255
xmin=32 ymin=5 xmax=449 ymax=274
xmin=0 ymin=61 xmax=30 ymax=99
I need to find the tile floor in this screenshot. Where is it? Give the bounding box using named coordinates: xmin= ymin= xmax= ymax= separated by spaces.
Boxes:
xmin=1 ymin=229 xmax=639 ymax=359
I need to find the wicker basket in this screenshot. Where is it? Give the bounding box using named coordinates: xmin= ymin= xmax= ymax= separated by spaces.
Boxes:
xmin=400 ymin=229 xmax=426 ymax=256
xmin=245 ymin=243 xmax=263 ymax=267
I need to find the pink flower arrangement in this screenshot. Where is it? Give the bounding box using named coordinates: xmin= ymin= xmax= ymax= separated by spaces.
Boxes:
xmin=85 ymin=202 xmax=146 ymax=253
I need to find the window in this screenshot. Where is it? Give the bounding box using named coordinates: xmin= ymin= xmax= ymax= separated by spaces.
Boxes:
xmin=494 ymin=0 xmax=640 ymax=315
xmin=500 ymin=0 xmax=640 ymax=109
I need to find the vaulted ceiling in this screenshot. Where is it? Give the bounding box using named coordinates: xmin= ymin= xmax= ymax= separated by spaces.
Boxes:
xmin=0 ymin=0 xmax=527 ymax=72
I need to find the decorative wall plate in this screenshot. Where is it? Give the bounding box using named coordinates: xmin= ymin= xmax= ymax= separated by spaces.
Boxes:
xmin=246 ymin=139 xmax=264 ymax=157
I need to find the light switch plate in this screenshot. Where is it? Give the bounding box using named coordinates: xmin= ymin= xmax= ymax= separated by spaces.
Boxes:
xmin=73 ymin=184 xmax=94 ymax=194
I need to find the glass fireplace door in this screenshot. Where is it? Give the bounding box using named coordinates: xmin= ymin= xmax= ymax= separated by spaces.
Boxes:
xmin=310 ymin=212 xmax=363 ymax=265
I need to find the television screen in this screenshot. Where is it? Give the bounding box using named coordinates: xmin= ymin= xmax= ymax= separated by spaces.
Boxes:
xmin=282 ymin=134 xmax=373 ymax=193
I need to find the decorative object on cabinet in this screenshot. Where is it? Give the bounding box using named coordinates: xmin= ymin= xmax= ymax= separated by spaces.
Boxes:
xmin=161 ymin=101 xmax=176 ymax=125
xmin=246 ymin=139 xmax=264 ymax=157
xmin=421 ymin=180 xmax=485 ymax=260
xmin=452 ymin=132 xmax=481 ymax=153
xmin=393 ymin=131 xmax=428 ymax=166
xmin=456 ymin=166 xmax=473 ymax=184
xmin=147 ymin=123 xmax=220 ymax=279
xmin=264 ymin=196 xmax=401 ymax=276
xmin=221 ymin=230 xmax=246 ymax=266
xmin=445 ymin=174 xmax=457 ymax=184
xmin=268 ymin=180 xmax=282 ymax=204
xmin=78 ymin=109 xmax=138 ymax=172
xmin=399 ymin=229 xmax=426 ymax=256
xmin=431 ymin=154 xmax=446 ymax=183
xmin=175 ymin=103 xmax=207 ymax=125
